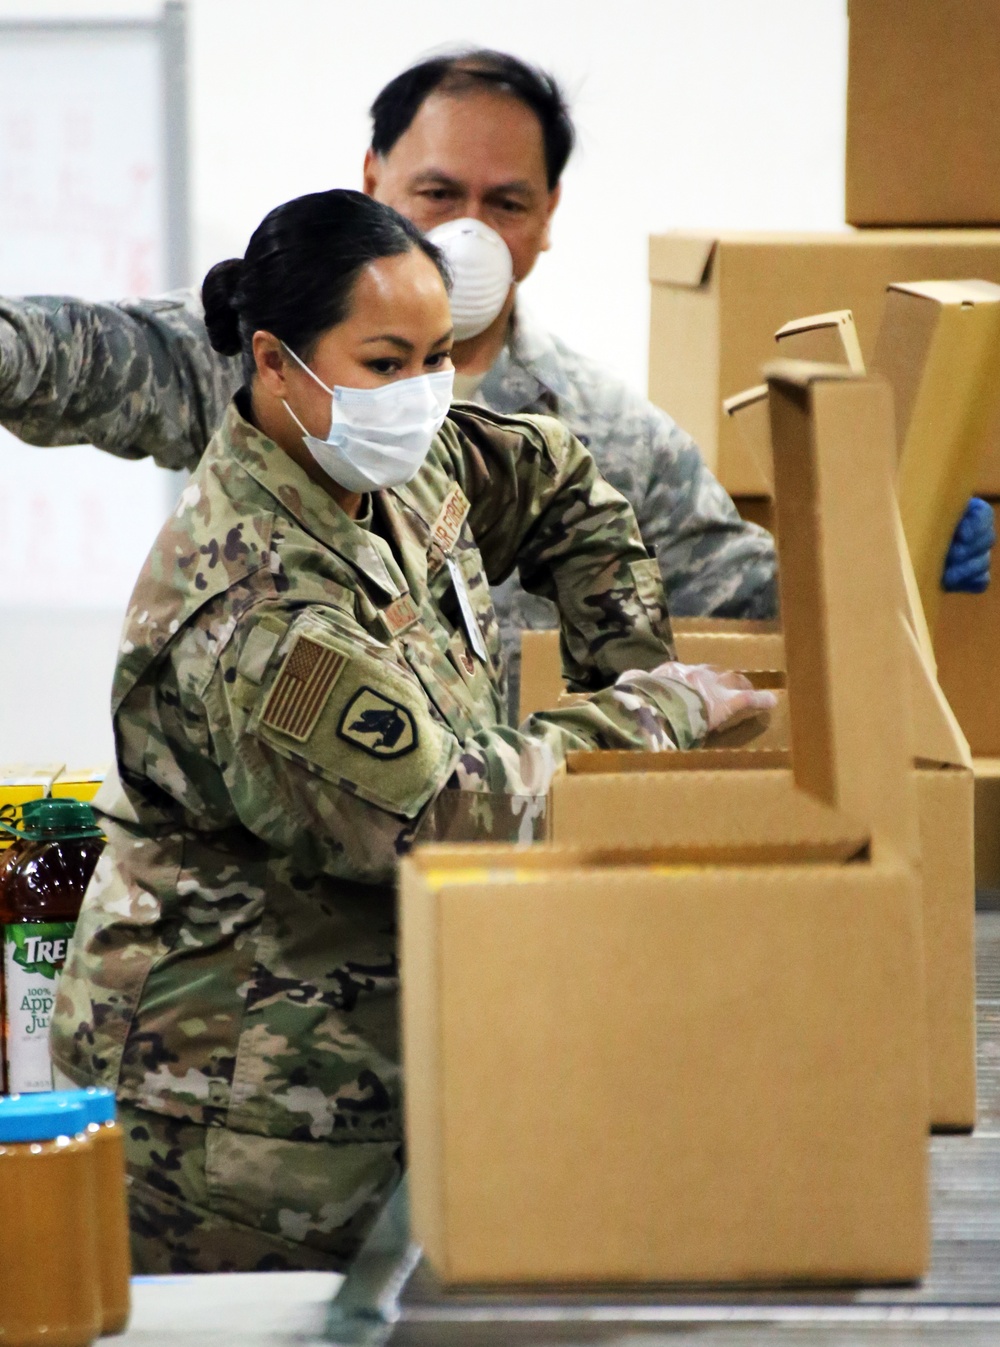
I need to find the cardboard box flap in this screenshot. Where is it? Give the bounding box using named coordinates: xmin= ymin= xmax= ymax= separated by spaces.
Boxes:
xmin=872 ymin=279 xmax=1000 ymax=626
xmin=648 ymin=233 xmax=717 ymax=287
xmin=774 ymin=310 xmax=867 ymax=373
xmin=888 ymin=279 xmax=1000 ymax=307
xmin=722 ymin=383 xmax=773 ymax=495
xmin=904 ymin=620 xmax=971 ymax=769
xmin=765 ymin=360 xmax=918 ymax=864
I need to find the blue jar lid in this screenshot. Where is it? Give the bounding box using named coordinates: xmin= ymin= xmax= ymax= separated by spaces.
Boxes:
xmin=13 ymin=1087 xmax=117 ymax=1128
xmin=0 ymin=1093 xmax=88 ymax=1143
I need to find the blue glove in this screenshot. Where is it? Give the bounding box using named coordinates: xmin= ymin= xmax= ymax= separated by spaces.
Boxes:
xmin=942 ymin=497 xmax=995 ymax=593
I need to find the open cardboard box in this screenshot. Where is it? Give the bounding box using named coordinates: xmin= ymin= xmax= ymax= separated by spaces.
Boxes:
xmin=400 ymin=365 xmax=930 ymax=1286
xmin=518 ymin=618 xmax=785 ymax=726
xmin=553 ymin=332 xmax=979 ymax=1129
xmin=648 ymin=230 xmax=1000 ymax=496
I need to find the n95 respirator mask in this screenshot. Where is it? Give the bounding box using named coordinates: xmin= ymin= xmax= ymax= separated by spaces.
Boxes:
xmin=426 ymin=217 xmax=514 ymax=341
xmin=282 ymin=345 xmax=454 ymax=494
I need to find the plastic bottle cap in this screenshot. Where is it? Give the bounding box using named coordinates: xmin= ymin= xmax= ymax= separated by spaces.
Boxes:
xmin=20 ymin=796 xmax=102 ymax=838
xmin=0 ymin=1093 xmax=88 ymax=1143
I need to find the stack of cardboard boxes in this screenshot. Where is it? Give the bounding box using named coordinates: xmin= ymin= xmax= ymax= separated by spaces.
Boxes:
xmin=647 ymin=0 xmax=1000 ymax=888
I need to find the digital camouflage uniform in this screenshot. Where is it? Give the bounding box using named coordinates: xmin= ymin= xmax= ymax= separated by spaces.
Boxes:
xmin=51 ymin=395 xmax=709 ymax=1273
xmin=0 ymin=291 xmax=778 ymax=715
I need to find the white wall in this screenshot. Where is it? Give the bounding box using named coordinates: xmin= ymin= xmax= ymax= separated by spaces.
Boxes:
xmin=0 ymin=0 xmax=848 ymax=765
xmin=188 ymin=0 xmax=848 ymax=390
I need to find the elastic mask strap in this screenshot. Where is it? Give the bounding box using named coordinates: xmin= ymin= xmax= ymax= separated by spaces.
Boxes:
xmin=282 ymin=399 xmax=312 ymax=439
xmin=282 ymin=342 xmax=335 ymax=396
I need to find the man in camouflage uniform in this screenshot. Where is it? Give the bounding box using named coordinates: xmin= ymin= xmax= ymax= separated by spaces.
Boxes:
xmin=51 ymin=393 xmax=739 ymax=1273
xmin=0 ymin=50 xmax=777 ymax=722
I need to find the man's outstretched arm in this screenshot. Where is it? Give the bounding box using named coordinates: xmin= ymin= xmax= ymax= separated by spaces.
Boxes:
xmin=0 ymin=289 xmax=240 ymax=470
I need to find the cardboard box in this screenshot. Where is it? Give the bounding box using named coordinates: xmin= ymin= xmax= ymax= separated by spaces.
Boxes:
xmin=973 ymin=758 xmax=1000 ymax=893
xmin=401 ymin=366 xmax=930 ymax=1285
xmin=846 ymin=0 xmax=1000 ymax=226
xmin=550 ymin=364 xmax=977 ymax=1131
xmin=871 ymin=281 xmax=1000 ymax=628
xmin=401 ymin=845 xmax=927 ymax=1286
xmin=935 ymin=512 xmax=1000 ymax=757
xmin=648 ymin=230 xmax=1000 ymax=496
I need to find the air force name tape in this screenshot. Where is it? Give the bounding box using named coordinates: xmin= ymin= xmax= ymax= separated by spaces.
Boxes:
xmin=337 ymin=686 xmax=418 ymax=759
xmin=428 ymin=485 xmax=470 ymax=567
xmin=260 ymin=635 xmax=347 ymax=742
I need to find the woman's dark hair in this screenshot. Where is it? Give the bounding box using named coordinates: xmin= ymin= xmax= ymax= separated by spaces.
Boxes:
xmin=370 ymin=49 xmax=574 ymax=191
xmin=201 ymin=188 xmax=449 ymax=381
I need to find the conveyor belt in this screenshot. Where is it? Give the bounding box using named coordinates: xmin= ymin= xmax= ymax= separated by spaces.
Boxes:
xmin=326 ymin=909 xmax=1000 ymax=1346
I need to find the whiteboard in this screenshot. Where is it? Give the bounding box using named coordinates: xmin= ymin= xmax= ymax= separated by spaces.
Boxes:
xmin=0 ymin=7 xmax=188 ymax=763
xmin=0 ymin=8 xmax=188 ymax=611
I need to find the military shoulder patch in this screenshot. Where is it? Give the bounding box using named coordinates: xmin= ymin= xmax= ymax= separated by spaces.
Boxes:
xmin=337 ymin=686 xmax=418 ymax=759
xmin=260 ymin=634 xmax=347 ymax=742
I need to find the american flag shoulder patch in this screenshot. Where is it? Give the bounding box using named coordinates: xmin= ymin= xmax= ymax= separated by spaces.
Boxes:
xmin=260 ymin=634 xmax=347 ymax=742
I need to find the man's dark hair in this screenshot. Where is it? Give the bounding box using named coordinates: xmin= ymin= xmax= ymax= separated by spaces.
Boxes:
xmin=201 ymin=189 xmax=448 ymax=383
xmin=370 ymin=50 xmax=575 ymax=190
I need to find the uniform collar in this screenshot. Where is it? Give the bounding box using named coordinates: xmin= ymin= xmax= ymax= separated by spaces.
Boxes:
xmin=478 ymin=299 xmax=571 ymax=415
xmin=220 ymin=397 xmax=406 ymax=601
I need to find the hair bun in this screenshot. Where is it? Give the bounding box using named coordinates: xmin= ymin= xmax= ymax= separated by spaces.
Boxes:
xmin=201 ymin=258 xmax=244 ymax=356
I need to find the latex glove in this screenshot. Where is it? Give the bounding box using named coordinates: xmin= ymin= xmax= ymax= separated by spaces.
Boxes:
xmin=614 ymin=662 xmax=777 ymax=750
xmin=942 ymin=497 xmax=995 ymax=593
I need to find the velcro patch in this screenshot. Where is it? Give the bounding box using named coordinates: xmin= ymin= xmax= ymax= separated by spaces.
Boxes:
xmin=260 ymin=635 xmax=347 ymax=742
xmin=429 ymin=484 xmax=470 ymax=558
xmin=337 ymin=687 xmax=417 ymax=759
xmin=378 ymin=592 xmax=421 ymax=640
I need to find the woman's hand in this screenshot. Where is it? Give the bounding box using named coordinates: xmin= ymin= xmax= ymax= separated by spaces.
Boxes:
xmin=614 ymin=662 xmax=777 ymax=748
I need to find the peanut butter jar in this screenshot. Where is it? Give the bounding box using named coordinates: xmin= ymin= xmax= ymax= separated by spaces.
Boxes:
xmin=0 ymin=1094 xmax=100 ymax=1347
xmin=71 ymin=1089 xmax=131 ymax=1337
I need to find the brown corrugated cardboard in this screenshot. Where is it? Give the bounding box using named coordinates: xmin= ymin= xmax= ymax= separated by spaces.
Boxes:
xmin=973 ymin=759 xmax=1000 ymax=893
xmin=734 ymin=495 xmax=776 ymax=535
xmin=935 ymin=510 xmax=1000 ymax=757
xmin=846 ymin=0 xmax=1000 ymax=226
xmin=518 ymin=630 xmax=568 ymax=724
xmin=550 ymin=365 xmax=976 ymax=1131
xmin=401 ymin=846 xmax=927 ymax=1285
xmin=722 ymin=385 xmax=773 ymax=496
xmin=401 ymin=366 xmax=929 ymax=1285
xmin=723 ymin=312 xmax=865 ymax=500
xmin=648 ymin=231 xmax=1000 ymax=496
xmin=774 ymin=311 xmax=866 ymax=372
xmin=871 ymin=281 xmax=1000 ymax=628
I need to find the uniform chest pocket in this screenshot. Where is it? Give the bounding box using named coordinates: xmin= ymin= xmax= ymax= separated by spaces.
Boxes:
xmin=400 ymin=626 xmax=482 ymax=744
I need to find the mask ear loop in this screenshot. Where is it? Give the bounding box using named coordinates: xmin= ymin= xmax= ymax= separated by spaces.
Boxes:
xmin=280 ymin=341 xmax=336 ymax=442
xmin=282 ymin=342 xmax=335 ymax=396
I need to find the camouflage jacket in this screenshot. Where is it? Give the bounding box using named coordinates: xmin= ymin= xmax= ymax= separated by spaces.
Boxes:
xmin=51 ymin=397 xmax=706 ymax=1144
xmin=0 ymin=291 xmax=778 ymax=703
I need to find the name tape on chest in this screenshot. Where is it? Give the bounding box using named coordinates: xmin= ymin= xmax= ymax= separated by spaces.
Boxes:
xmin=378 ymin=592 xmax=421 ymax=641
xmin=429 ymin=485 xmax=470 ymax=560
xmin=260 ymin=635 xmax=347 ymax=742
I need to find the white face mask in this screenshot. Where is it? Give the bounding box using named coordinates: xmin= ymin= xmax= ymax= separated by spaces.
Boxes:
xmin=282 ymin=345 xmax=454 ymax=494
xmin=426 ymin=217 xmax=514 ymax=341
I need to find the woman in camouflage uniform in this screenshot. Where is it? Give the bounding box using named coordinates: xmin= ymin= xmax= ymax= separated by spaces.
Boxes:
xmin=51 ymin=190 xmax=773 ymax=1274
